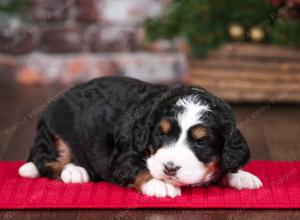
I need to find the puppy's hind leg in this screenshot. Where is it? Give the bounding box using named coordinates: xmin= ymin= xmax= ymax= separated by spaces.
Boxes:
xmin=48 ymin=139 xmax=90 ymax=183
xmin=60 ymin=163 xmax=90 ymax=183
xmin=19 ymin=162 xmax=40 ymax=179
xmin=19 ymin=122 xmax=68 ymax=179
xmin=19 ymin=121 xmax=90 ymax=183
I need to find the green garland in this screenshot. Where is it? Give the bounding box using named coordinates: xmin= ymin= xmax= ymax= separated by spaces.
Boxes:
xmin=272 ymin=18 xmax=300 ymax=47
xmin=145 ymin=0 xmax=300 ymax=57
xmin=0 ymin=0 xmax=26 ymax=15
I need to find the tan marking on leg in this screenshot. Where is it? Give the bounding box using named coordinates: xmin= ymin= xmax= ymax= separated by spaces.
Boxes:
xmin=46 ymin=137 xmax=72 ymax=178
xmin=207 ymin=161 xmax=219 ymax=173
xmin=204 ymin=160 xmax=220 ymax=182
xmin=134 ymin=170 xmax=153 ymax=192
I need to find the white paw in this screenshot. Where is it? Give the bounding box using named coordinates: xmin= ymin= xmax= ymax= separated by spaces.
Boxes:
xmin=18 ymin=162 xmax=40 ymax=179
xmin=228 ymin=170 xmax=263 ymax=190
xmin=61 ymin=163 xmax=90 ymax=183
xmin=141 ymin=179 xmax=181 ymax=198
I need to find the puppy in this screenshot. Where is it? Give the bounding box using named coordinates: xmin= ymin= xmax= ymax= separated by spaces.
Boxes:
xmin=19 ymin=76 xmax=262 ymax=198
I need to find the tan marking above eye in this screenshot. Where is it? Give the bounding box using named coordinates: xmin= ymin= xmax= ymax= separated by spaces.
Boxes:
xmin=160 ymin=118 xmax=172 ymax=134
xmin=192 ymin=126 xmax=207 ymax=140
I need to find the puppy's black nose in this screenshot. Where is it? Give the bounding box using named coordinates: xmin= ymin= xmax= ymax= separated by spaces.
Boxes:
xmin=163 ymin=162 xmax=181 ymax=177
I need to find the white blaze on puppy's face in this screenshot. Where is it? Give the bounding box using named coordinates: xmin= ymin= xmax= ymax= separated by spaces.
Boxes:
xmin=147 ymin=96 xmax=211 ymax=186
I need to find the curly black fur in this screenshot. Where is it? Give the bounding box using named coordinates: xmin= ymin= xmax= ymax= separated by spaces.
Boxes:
xmin=27 ymin=76 xmax=250 ymax=186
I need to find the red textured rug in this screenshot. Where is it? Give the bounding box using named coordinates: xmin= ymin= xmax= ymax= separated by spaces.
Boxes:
xmin=0 ymin=161 xmax=299 ymax=210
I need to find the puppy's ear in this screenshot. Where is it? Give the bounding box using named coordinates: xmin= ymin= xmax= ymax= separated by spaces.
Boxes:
xmin=110 ymin=115 xmax=153 ymax=185
xmin=207 ymin=94 xmax=250 ymax=173
xmin=111 ymin=91 xmax=170 ymax=185
xmin=111 ymin=151 xmax=145 ymax=186
xmin=221 ymin=129 xmax=250 ymax=173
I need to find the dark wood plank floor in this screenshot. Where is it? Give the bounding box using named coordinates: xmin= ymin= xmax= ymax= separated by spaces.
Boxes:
xmin=0 ymin=83 xmax=299 ymax=219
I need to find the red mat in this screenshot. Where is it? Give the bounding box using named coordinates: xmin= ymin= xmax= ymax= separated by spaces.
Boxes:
xmin=0 ymin=161 xmax=299 ymax=210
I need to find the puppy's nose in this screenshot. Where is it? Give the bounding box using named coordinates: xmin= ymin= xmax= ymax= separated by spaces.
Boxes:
xmin=163 ymin=162 xmax=181 ymax=177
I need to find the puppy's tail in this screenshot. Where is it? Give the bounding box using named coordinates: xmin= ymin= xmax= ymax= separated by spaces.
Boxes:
xmin=18 ymin=162 xmax=39 ymax=179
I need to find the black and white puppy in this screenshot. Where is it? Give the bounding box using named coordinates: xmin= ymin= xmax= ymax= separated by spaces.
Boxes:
xmin=19 ymin=76 xmax=262 ymax=198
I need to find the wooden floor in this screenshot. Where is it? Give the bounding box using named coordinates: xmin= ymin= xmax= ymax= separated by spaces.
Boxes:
xmin=0 ymin=83 xmax=299 ymax=219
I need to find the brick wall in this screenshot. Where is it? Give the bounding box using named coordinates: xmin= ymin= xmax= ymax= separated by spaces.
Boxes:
xmin=0 ymin=0 xmax=188 ymax=85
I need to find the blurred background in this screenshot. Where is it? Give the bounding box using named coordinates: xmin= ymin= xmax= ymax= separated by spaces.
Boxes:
xmin=0 ymin=0 xmax=300 ymax=162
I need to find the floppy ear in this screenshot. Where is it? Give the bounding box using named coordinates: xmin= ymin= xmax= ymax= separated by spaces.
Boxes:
xmin=111 ymin=88 xmax=176 ymax=185
xmin=110 ymin=106 xmax=154 ymax=186
xmin=113 ymin=86 xmax=187 ymax=152
xmin=221 ymin=129 xmax=250 ymax=173
xmin=111 ymin=150 xmax=145 ymax=186
xmin=206 ymin=93 xmax=250 ymax=173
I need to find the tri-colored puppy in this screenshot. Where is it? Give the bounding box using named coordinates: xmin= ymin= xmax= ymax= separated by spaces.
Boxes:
xmin=19 ymin=77 xmax=262 ymax=198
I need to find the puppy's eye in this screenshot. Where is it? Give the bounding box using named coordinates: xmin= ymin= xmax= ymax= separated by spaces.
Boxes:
xmin=159 ymin=118 xmax=172 ymax=134
xmin=196 ymin=139 xmax=206 ymax=145
xmin=192 ymin=126 xmax=207 ymax=141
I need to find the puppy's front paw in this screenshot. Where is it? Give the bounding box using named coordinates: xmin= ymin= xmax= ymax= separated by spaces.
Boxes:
xmin=61 ymin=163 xmax=90 ymax=183
xmin=228 ymin=170 xmax=263 ymax=190
xmin=142 ymin=179 xmax=181 ymax=198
